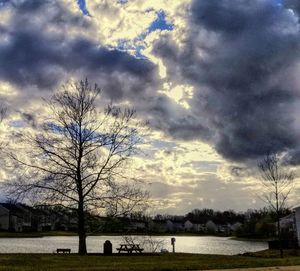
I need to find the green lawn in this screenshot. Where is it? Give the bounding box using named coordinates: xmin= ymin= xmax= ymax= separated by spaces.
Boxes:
xmin=0 ymin=251 xmax=300 ymax=271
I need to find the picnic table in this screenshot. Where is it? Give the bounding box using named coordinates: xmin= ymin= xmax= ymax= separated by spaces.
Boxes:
xmin=116 ymin=244 xmax=144 ymax=254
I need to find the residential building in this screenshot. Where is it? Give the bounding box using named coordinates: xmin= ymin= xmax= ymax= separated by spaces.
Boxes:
xmin=0 ymin=203 xmax=29 ymax=232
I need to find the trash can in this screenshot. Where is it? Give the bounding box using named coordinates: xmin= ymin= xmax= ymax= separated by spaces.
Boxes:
xmin=103 ymin=240 xmax=112 ymax=254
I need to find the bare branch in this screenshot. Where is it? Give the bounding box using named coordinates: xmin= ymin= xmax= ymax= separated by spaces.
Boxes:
xmin=257 ymin=152 xmax=294 ymax=258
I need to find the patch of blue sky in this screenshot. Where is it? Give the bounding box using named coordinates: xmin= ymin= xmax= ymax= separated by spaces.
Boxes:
xmin=117 ymin=0 xmax=128 ymax=4
xmin=44 ymin=122 xmax=114 ymax=147
xmin=45 ymin=122 xmax=65 ymax=134
xmin=152 ymin=139 xmax=177 ymax=150
xmin=114 ymin=39 xmax=145 ymax=58
xmin=137 ymin=139 xmax=177 ymax=159
xmin=272 ymin=0 xmax=283 ymax=7
xmin=76 ymin=1 xmax=173 ymax=59
xmin=0 ymin=0 xmax=9 ymax=8
xmin=77 ymin=0 xmax=90 ymax=16
xmin=116 ymin=10 xmax=174 ymax=59
xmin=148 ymin=10 xmax=174 ymax=32
xmin=183 ymin=161 xmax=220 ymax=172
xmin=9 ymin=120 xmax=26 ymax=128
xmin=116 ymin=39 xmax=132 ymax=51
xmin=113 ymin=38 xmax=147 ymax=59
xmin=134 ymin=45 xmax=147 ymax=59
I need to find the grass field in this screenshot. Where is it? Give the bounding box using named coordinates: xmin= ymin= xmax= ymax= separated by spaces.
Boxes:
xmin=0 ymin=250 xmax=300 ymax=271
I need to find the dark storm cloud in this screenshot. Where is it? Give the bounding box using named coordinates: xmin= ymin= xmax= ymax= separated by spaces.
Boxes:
xmin=2 ymin=0 xmax=300 ymax=165
xmin=283 ymin=0 xmax=300 ymax=15
xmin=0 ymin=30 xmax=157 ymax=94
xmin=283 ymin=148 xmax=300 ymax=165
xmin=0 ymin=0 xmax=190 ymax=144
xmin=141 ymin=94 xmax=212 ymax=141
xmin=0 ymin=0 xmax=159 ymax=99
xmin=152 ymin=0 xmax=300 ymax=162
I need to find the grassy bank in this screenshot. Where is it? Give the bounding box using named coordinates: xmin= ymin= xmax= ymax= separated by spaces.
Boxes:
xmin=0 ymin=250 xmax=300 ymax=271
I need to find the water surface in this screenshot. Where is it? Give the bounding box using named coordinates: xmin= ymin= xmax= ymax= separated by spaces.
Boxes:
xmin=0 ymin=235 xmax=268 ymax=255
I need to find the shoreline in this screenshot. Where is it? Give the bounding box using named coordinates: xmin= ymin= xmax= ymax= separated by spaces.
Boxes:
xmin=0 ymin=231 xmax=247 ymax=238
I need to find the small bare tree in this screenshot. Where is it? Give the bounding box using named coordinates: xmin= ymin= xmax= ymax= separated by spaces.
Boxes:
xmin=6 ymin=79 xmax=148 ymax=254
xmin=141 ymin=235 xmax=166 ymax=253
xmin=258 ymin=153 xmax=294 ymax=258
xmin=122 ymin=235 xmax=166 ymax=253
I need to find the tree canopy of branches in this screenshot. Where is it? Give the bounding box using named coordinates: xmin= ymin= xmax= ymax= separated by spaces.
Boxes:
xmin=7 ymin=79 xmax=148 ymax=254
xmin=258 ymin=153 xmax=294 ymax=258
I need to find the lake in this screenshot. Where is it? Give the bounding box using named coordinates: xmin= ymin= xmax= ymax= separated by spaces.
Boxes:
xmin=0 ymin=236 xmax=268 ymax=255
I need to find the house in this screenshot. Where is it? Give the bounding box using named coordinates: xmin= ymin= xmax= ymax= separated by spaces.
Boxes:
xmin=192 ymin=223 xmax=206 ymax=232
xmin=0 ymin=204 xmax=10 ymax=230
xmin=280 ymin=206 xmax=300 ymax=246
xmin=29 ymin=208 xmax=54 ymax=231
xmin=0 ymin=203 xmax=86 ymax=233
xmin=165 ymin=219 xmax=184 ymax=232
xmin=166 ymin=220 xmax=174 ymax=232
xmin=16 ymin=204 xmax=34 ymax=231
xmin=183 ymin=220 xmax=193 ymax=231
xmin=53 ymin=210 xmax=77 ymax=231
xmin=0 ymin=203 xmax=29 ymax=232
xmin=124 ymin=220 xmax=146 ymax=232
xmin=280 ymin=213 xmax=294 ymax=229
xmin=148 ymin=219 xmax=184 ymax=233
xmin=217 ymin=224 xmax=231 ymax=234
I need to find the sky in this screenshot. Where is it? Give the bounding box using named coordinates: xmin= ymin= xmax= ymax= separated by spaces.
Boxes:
xmin=0 ymin=0 xmax=300 ymax=215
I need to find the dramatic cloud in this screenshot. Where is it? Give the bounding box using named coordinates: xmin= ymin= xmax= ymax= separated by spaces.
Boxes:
xmin=4 ymin=0 xmax=300 ymax=163
xmin=1 ymin=0 xmax=300 ymax=213
xmin=0 ymin=0 xmax=201 ymax=151
xmin=0 ymin=0 xmax=159 ymax=102
xmin=152 ymin=0 xmax=300 ymax=162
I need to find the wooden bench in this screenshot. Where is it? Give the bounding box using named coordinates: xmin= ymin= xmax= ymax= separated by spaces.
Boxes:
xmin=56 ymin=248 xmax=71 ymax=254
xmin=116 ymin=244 xmax=144 ymax=254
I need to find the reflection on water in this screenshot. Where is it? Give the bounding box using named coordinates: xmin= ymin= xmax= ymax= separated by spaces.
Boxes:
xmin=0 ymin=235 xmax=268 ymax=255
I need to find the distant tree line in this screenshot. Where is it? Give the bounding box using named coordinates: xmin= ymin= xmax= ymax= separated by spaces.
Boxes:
xmin=154 ymin=207 xmax=292 ymax=238
xmin=1 ymin=200 xmax=292 ymax=239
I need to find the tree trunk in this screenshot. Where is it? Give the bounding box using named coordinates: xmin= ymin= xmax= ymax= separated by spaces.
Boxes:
xmin=78 ymin=201 xmax=87 ymax=255
xmin=275 ymin=184 xmax=283 ymax=258
xmin=277 ymin=214 xmax=283 ymax=258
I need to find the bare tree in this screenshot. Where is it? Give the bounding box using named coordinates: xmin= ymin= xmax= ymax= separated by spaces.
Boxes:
xmin=141 ymin=235 xmax=166 ymax=253
xmin=122 ymin=235 xmax=166 ymax=253
xmin=6 ymin=79 xmax=148 ymax=254
xmin=258 ymin=153 xmax=294 ymax=258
